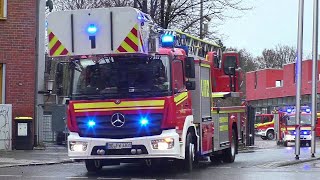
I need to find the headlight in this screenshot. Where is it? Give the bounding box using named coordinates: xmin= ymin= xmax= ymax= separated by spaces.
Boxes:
xmin=151 ymin=138 xmax=174 ymax=150
xmin=69 ymin=141 xmax=88 ymax=152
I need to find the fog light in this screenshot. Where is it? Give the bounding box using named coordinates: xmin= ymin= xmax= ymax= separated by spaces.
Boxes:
xmin=151 ymin=138 xmax=174 ymax=150
xmin=69 ymin=141 xmax=88 ymax=152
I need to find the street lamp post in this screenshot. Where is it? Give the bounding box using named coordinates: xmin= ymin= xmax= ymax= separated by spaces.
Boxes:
xmin=311 ymin=0 xmax=318 ymax=158
xmin=295 ymin=0 xmax=304 ymax=160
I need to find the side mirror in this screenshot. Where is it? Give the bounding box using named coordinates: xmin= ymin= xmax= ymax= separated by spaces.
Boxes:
xmin=185 ymin=57 xmax=195 ymax=78
xmin=186 ymin=81 xmax=196 ymax=90
xmin=56 ymin=63 xmax=64 ymax=96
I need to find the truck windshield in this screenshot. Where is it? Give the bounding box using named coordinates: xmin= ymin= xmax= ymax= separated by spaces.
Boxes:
xmin=255 ymin=116 xmax=262 ymax=124
xmin=71 ymin=55 xmax=171 ymax=99
xmin=286 ymin=114 xmax=311 ymax=126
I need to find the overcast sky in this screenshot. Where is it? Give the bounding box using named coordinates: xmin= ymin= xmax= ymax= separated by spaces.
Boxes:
xmin=220 ymin=0 xmax=315 ymax=58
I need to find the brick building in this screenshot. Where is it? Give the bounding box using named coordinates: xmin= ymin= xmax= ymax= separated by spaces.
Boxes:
xmin=246 ymin=59 xmax=320 ymax=113
xmin=0 ymin=1 xmax=37 ymax=145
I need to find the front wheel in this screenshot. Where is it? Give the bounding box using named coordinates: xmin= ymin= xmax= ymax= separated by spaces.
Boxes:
xmin=85 ymin=160 xmax=103 ymax=173
xmin=222 ymin=129 xmax=236 ymax=163
xmin=183 ymin=132 xmax=195 ymax=171
xmin=266 ymin=130 xmax=275 ymax=140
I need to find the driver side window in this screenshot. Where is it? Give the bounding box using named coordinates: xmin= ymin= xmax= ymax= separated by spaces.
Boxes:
xmin=172 ymin=60 xmax=184 ymax=93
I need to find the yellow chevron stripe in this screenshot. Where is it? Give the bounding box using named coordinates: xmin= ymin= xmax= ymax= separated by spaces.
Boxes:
xmin=212 ymin=109 xmax=246 ymax=114
xmin=74 ymin=100 xmax=165 ymax=110
xmin=127 ymin=31 xmax=139 ymax=45
xmin=53 ymin=45 xmax=65 ymax=56
xmin=121 ymin=41 xmax=135 ymax=52
xmin=174 ymin=92 xmax=188 ymax=103
xmin=75 ymin=106 xmax=163 ymax=112
xmin=49 ymin=36 xmax=58 ymax=50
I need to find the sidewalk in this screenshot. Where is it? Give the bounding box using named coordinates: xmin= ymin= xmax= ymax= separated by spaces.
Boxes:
xmin=0 ymin=143 xmax=71 ymax=168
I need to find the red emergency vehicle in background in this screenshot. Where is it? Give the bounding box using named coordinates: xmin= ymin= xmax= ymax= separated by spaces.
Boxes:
xmin=255 ymin=114 xmax=275 ymax=140
xmin=272 ymin=107 xmax=312 ymax=147
xmin=47 ymin=7 xmax=246 ymax=173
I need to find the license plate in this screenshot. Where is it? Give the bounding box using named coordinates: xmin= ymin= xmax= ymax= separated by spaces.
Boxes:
xmin=106 ymin=142 xmax=132 ymax=149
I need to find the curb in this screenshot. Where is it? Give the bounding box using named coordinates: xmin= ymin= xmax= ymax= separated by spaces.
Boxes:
xmin=0 ymin=159 xmax=74 ymax=168
xmin=276 ymin=157 xmax=320 ymax=167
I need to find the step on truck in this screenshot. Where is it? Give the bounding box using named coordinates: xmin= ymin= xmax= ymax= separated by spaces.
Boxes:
xmin=47 ymin=7 xmax=246 ymax=172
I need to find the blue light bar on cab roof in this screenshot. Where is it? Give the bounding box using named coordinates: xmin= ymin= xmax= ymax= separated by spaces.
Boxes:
xmin=87 ymin=24 xmax=97 ymax=35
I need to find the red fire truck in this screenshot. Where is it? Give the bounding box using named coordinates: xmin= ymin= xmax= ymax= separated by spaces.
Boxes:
xmin=47 ymin=7 xmax=246 ymax=172
xmin=274 ymin=107 xmax=312 ymax=147
xmin=255 ymin=114 xmax=274 ymax=140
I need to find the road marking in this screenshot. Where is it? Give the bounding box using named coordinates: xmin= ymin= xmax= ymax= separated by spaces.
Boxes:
xmin=31 ymin=176 xmax=57 ymax=178
xmin=66 ymin=177 xmax=88 ymax=179
xmin=0 ymin=175 xmax=22 ymax=177
xmin=209 ymin=166 xmax=232 ymax=169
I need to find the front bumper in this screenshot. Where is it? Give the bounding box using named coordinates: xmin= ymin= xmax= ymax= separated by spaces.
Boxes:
xmin=255 ymin=130 xmax=266 ymax=137
xmin=284 ymin=134 xmax=312 ymax=142
xmin=68 ymin=129 xmax=182 ymax=160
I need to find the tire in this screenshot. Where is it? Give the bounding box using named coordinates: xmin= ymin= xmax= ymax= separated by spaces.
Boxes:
xmin=183 ymin=132 xmax=195 ymax=172
xmin=85 ymin=160 xmax=103 ymax=173
xmin=222 ymin=129 xmax=236 ymax=163
xmin=284 ymin=141 xmax=288 ymax=147
xmin=261 ymin=136 xmax=267 ymax=140
xmin=266 ymin=130 xmax=275 ymax=140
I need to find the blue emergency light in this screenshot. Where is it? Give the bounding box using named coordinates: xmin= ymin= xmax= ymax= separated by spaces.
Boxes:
xmin=87 ymin=24 xmax=97 ymax=35
xmin=140 ymin=118 xmax=149 ymax=126
xmin=161 ymin=34 xmax=175 ymax=47
xmin=87 ymin=120 xmax=96 ymax=127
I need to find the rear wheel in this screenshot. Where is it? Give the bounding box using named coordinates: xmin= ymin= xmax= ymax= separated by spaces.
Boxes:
xmin=222 ymin=129 xmax=236 ymax=163
xmin=85 ymin=160 xmax=103 ymax=173
xmin=284 ymin=141 xmax=288 ymax=147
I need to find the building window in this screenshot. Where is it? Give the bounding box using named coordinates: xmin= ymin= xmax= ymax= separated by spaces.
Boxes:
xmin=275 ymin=80 xmax=283 ymax=87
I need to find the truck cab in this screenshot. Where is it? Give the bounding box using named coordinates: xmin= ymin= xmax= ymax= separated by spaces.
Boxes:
xmin=254 ymin=114 xmax=274 ymax=140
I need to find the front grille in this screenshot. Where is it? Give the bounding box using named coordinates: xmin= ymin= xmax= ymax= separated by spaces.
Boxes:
xmin=76 ymin=114 xmax=163 ymax=139
xmin=91 ymin=145 xmax=148 ymax=155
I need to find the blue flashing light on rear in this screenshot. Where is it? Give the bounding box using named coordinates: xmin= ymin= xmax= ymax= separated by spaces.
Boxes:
xmin=88 ymin=120 xmax=96 ymax=127
xmin=87 ymin=24 xmax=97 ymax=35
xmin=303 ymin=131 xmax=308 ymax=135
xmin=287 ymin=109 xmax=292 ymax=113
xmin=162 ymin=35 xmax=174 ymax=43
xmin=140 ymin=118 xmax=149 ymax=126
xmin=306 ymin=108 xmax=311 ymax=113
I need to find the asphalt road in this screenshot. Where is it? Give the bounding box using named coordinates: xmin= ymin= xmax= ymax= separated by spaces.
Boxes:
xmin=0 ymin=140 xmax=320 ymax=180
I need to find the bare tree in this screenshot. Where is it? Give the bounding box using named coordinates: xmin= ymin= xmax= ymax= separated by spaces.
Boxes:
xmin=52 ymin=0 xmax=251 ymax=41
xmin=256 ymin=44 xmax=296 ymax=69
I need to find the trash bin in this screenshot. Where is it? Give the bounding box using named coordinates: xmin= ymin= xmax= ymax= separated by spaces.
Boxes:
xmin=14 ymin=117 xmax=33 ymax=150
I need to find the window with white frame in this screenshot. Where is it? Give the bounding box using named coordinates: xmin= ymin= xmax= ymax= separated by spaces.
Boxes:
xmin=275 ymin=80 xmax=283 ymax=87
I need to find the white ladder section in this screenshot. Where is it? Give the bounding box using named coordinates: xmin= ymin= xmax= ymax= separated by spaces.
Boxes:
xmin=163 ymin=29 xmax=220 ymax=58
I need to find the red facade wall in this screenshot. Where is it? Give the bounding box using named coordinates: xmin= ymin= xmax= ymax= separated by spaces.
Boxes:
xmin=0 ymin=1 xmax=36 ymax=121
xmin=246 ymin=60 xmax=320 ymax=101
